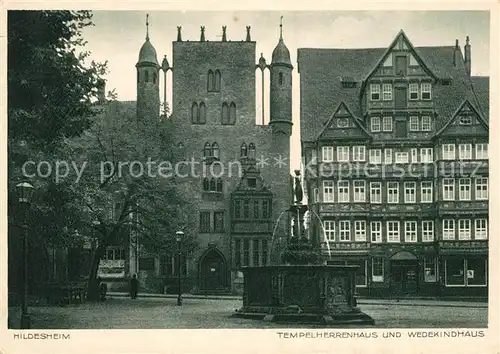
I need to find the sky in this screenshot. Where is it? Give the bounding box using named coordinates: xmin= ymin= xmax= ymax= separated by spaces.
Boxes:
xmin=81 ymin=10 xmax=491 ymax=170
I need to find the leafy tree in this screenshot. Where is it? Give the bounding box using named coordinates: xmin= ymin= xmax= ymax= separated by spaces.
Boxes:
xmin=65 ymin=101 xmax=198 ymax=300
xmin=7 ymin=11 xmax=108 ymax=289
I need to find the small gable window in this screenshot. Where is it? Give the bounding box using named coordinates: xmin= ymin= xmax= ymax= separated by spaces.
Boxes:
xmin=337 ymin=118 xmax=349 ymax=128
xmin=383 ymin=54 xmax=393 ymax=67
xmin=370 ymin=84 xmax=380 ymax=101
xmin=421 ymin=83 xmax=432 ymax=100
xmin=240 ymin=143 xmax=248 ymax=157
xmin=371 ymin=117 xmax=381 ymax=132
xmin=409 ymin=54 xmax=418 ymax=66
xmin=382 ymin=84 xmax=393 ymax=101
xmin=229 ymin=102 xmax=237 ymax=124
xmin=409 ymin=83 xmax=419 ymax=100
xmin=248 ymin=143 xmax=256 ymax=159
xmin=459 ymin=116 xmax=473 ymax=125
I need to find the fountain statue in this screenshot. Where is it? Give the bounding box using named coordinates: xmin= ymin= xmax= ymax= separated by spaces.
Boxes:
xmin=232 ymin=170 xmax=374 ymax=325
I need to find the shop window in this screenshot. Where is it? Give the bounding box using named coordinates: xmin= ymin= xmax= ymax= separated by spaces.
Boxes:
xmin=372 ymin=258 xmax=384 ymax=282
xmin=424 ymin=257 xmax=437 ymax=282
xmin=445 ymin=258 xmax=465 ymax=286
xmin=466 ymin=259 xmax=487 ymax=286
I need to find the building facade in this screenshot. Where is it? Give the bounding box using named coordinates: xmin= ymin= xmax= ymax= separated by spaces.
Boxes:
xmin=299 ymin=31 xmax=489 ymax=297
xmin=98 ymin=21 xmax=293 ymax=294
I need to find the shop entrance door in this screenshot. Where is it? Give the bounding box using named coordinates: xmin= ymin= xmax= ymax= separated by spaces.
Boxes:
xmin=389 ymin=252 xmax=418 ymax=296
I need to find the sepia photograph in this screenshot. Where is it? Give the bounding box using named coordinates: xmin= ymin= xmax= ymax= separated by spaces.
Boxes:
xmin=2 ymin=4 xmax=497 ymax=353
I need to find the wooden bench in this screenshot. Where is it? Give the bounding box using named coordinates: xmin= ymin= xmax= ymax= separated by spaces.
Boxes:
xmin=45 ymin=282 xmax=87 ymax=306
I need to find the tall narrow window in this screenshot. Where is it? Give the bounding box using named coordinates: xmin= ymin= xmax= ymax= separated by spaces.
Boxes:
xmin=475 ymin=177 xmax=488 ymax=200
xmin=409 ymin=116 xmax=419 ymax=131
xmin=199 ymin=102 xmax=206 ymax=124
xmin=240 ymin=143 xmax=248 ymax=157
xmin=420 ymin=148 xmax=433 ymax=163
xmin=370 ymin=221 xmax=382 ymax=243
xmin=253 ymin=239 xmax=260 ymax=266
xmin=387 ymin=221 xmax=400 ymax=242
xmin=353 ymin=146 xmax=366 ymax=162
xmin=422 ymin=221 xmax=434 ymax=242
xmin=443 ymin=178 xmax=455 ymax=201
xmin=339 ymin=221 xmax=351 ymax=241
xmin=421 ymin=83 xmax=432 ymax=100
xmin=144 ymin=70 xmax=149 ymax=83
xmin=458 ymin=144 xmax=472 ymax=160
xmin=353 ymin=180 xmax=366 ymax=202
xmin=207 ymin=70 xmax=214 ymax=91
xmin=442 ymin=219 xmax=455 ymax=240
xmin=192 ymin=103 xmax=199 ymax=124
xmin=322 ymin=146 xmax=334 ymax=162
xmin=421 ymin=116 xmax=432 ymax=131
xmin=279 ymin=72 xmax=283 ymax=85
xmin=354 ymin=220 xmax=366 ymax=241
xmin=337 ymin=146 xmax=350 ymax=162
xmin=382 ymin=83 xmax=393 ymax=101
xmin=248 ymin=143 xmax=256 ymax=159
xmin=203 ymin=178 xmax=209 ymax=191
xmin=200 ymin=211 xmax=211 ymax=233
xmin=371 ymin=117 xmax=381 ymax=132
xmin=404 ymin=221 xmax=417 ymax=242
xmin=387 ymin=182 xmax=399 ymax=204
xmin=458 ymin=219 xmax=471 ymax=240
xmin=262 ymin=200 xmax=270 ymax=219
xmin=214 ymin=70 xmax=221 ymax=91
xmin=372 ymin=258 xmax=384 ymax=282
xmin=221 ymin=102 xmax=229 ymax=124
xmin=209 ymin=178 xmax=216 ymax=192
xmin=475 ymin=143 xmax=488 ymax=159
xmin=229 ymin=102 xmax=237 ymax=125
xmin=370 ymin=84 xmax=380 ymax=100
xmin=323 ymin=181 xmax=334 ymax=202
xmin=338 ymin=181 xmax=350 ymax=203
xmin=370 ymin=182 xmax=381 ymax=204
xmin=153 ymin=72 xmax=157 ymax=85
xmin=253 ymin=200 xmax=259 ymax=219
xmin=421 ymin=181 xmax=433 ymax=203
xmin=212 ymin=142 xmax=219 ymax=159
xmin=459 ymin=178 xmax=471 ymax=200
xmin=214 ymin=211 xmax=224 ymax=232
xmin=216 ymin=179 xmax=223 ymax=192
xmin=243 ymin=200 xmax=250 ymax=218
xmin=475 ymin=219 xmax=488 ymax=240
xmin=243 ymin=240 xmax=250 ymax=266
xmin=384 ymin=148 xmax=393 ymax=164
xmin=234 ymin=200 xmax=241 ymax=219
xmin=203 ymin=142 xmax=211 ymax=158
xmin=234 ymin=239 xmax=241 ymax=268
xmin=324 ymin=221 xmax=335 ymax=241
xmin=262 ymin=240 xmax=268 ymax=265
xmin=382 ymin=116 xmax=393 ymax=132
xmin=409 ymin=83 xmax=419 ymax=100
xmin=404 ymin=182 xmax=416 ymax=203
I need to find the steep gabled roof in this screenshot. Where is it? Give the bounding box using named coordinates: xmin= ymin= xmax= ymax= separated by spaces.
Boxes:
xmin=471 ymin=76 xmax=490 ymax=120
xmin=298 ymin=37 xmax=487 ymax=142
xmin=361 ymin=30 xmax=438 ymax=92
xmin=435 ymin=99 xmax=488 ymax=137
xmin=316 ymin=101 xmax=371 ymax=141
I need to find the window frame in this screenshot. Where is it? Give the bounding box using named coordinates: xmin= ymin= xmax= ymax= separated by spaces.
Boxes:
xmin=475 ymin=143 xmax=488 ymax=160
xmin=458 ymin=143 xmax=472 ymax=160
xmin=404 ymin=181 xmax=416 ymax=203
xmin=409 ymin=116 xmax=419 ymax=131
xmin=322 ymin=146 xmax=334 ymax=162
xmin=353 ymin=180 xmax=366 ymax=202
xmin=474 ymin=219 xmax=488 ymax=240
xmin=370 ymin=182 xmax=382 ymax=204
xmin=459 ymin=178 xmax=471 ymax=201
xmin=336 ymin=146 xmax=350 ymax=162
xmin=354 ymin=220 xmax=367 ymax=241
xmin=382 ymin=83 xmax=393 ymax=101
xmin=442 ymin=144 xmax=456 ymax=160
xmin=352 ymin=145 xmax=366 ymax=162
xmin=387 ymin=181 xmax=399 ymax=204
xmin=387 ymin=220 xmax=400 ymax=243
xmin=443 ymin=178 xmax=455 ymax=201
xmin=372 ymin=258 xmax=384 ymax=282
xmin=324 ymin=220 xmax=335 ymax=241
xmin=371 ymin=117 xmax=381 ymax=132
xmin=422 ymin=220 xmax=434 ymax=242
xmin=370 ymin=221 xmax=382 ymax=243
xmin=442 ymin=219 xmax=455 ymax=240
xmin=323 ymin=180 xmax=335 ymax=202
xmin=339 ymin=220 xmax=351 ymax=241
xmin=370 ymin=84 xmax=381 ymax=101
xmin=404 ymin=221 xmax=418 ymax=243
xmin=420 ymin=148 xmax=433 ymax=163
xmin=421 ymin=181 xmax=433 ymax=203
xmin=369 ymin=149 xmax=382 ymax=164
xmin=421 ymin=82 xmax=432 ymax=100
xmin=382 ymin=116 xmax=393 ymax=132
xmin=337 ymin=180 xmax=350 ymax=203
xmin=409 ymin=82 xmax=419 ymax=100
xmin=421 ymin=116 xmax=432 ymax=131
xmin=458 ymin=219 xmax=471 ymax=240
xmin=475 ymin=177 xmax=488 ymax=200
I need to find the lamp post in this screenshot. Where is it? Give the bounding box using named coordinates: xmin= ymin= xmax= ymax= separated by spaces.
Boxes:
xmin=175 ymin=231 xmax=184 ymax=306
xmin=16 ymin=181 xmax=34 ymax=329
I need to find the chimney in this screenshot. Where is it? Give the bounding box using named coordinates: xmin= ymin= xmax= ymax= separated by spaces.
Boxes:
xmin=453 ymin=39 xmax=460 ymax=66
xmin=97 ymin=79 xmax=106 ymax=103
xmin=464 ymin=35 xmax=471 ymax=76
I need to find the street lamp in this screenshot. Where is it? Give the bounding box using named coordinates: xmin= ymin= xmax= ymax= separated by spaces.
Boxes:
xmin=175 ymin=231 xmax=184 ymax=306
xmin=16 ymin=181 xmax=34 ymax=329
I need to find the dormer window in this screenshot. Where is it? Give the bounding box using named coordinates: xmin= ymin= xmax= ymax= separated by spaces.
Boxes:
xmin=370 ymin=84 xmax=380 ymax=101
xmin=459 ymin=116 xmax=472 ymax=125
xmin=421 ymin=83 xmax=432 ymax=100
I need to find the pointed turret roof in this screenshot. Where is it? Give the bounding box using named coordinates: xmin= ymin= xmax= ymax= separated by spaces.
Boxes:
xmin=137 ymin=14 xmax=159 ymax=66
xmin=271 ymin=16 xmax=292 ymax=66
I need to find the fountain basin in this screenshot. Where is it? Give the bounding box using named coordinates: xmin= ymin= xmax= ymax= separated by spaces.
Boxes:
xmin=232 ymin=265 xmax=375 ymax=325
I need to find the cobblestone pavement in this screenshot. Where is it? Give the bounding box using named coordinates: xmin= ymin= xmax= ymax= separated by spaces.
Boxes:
xmin=7 ymin=297 xmax=487 ymax=329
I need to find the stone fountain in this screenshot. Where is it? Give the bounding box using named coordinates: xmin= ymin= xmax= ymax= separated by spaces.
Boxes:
xmin=232 ymin=171 xmax=374 ymax=325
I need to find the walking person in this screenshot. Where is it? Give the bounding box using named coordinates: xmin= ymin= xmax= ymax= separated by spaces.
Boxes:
xmin=130 ymin=274 xmax=138 ymax=299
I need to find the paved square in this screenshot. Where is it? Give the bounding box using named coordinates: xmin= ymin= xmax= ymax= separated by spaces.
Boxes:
xmin=8 ymin=297 xmax=487 ymax=329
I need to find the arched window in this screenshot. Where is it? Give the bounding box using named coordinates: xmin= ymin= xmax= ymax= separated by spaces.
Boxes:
xmin=153 ymin=72 xmax=157 ymax=85
xmin=216 ymin=179 xmax=223 ymax=192
xmin=191 ymin=102 xmax=199 ymax=124
xmin=279 ymin=72 xmax=283 ymax=86
xmin=199 ymin=102 xmax=206 ymax=124
xmin=240 ymin=143 xmax=248 ymax=157
xmin=209 ymin=178 xmax=216 ymax=191
xmin=203 ymin=178 xmax=210 ymax=191
xmin=144 ymin=70 xmax=149 ymax=83
xmin=248 ymin=143 xmax=256 ymax=159
xmin=229 ymin=102 xmax=236 ymax=125
xmin=203 ymin=142 xmax=211 ymax=158
xmin=207 ymin=70 xmax=214 ymax=92
xmin=221 ymin=102 xmax=229 ymax=124
xmin=212 ymin=142 xmax=219 ymax=159
xmin=215 ymin=70 xmax=221 ymax=91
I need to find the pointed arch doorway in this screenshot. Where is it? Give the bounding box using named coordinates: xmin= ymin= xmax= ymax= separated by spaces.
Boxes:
xmin=198 ymin=248 xmax=228 ymax=292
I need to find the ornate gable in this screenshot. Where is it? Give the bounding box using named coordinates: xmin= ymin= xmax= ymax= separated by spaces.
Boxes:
xmin=317 ymin=102 xmax=371 ymax=141
xmin=435 ymin=100 xmax=488 ymax=138
xmin=231 ymin=166 xmax=273 ymax=196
